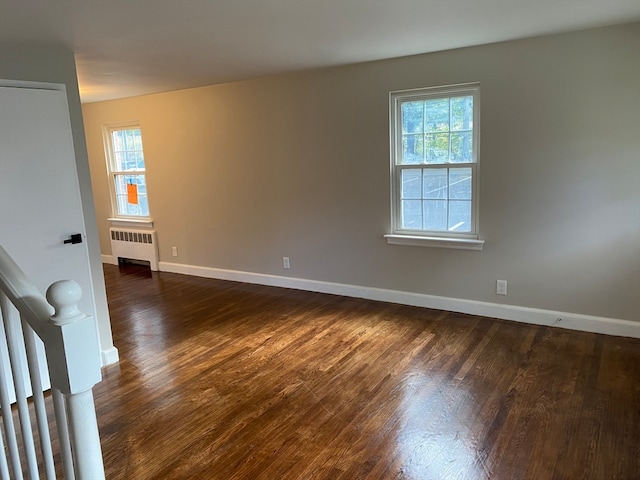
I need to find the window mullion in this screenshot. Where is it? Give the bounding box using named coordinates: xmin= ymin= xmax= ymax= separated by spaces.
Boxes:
xmin=422 ymin=101 xmax=426 ymax=165
xmin=419 ymin=167 xmax=424 ymax=230
xmin=112 ymin=170 xmax=146 ymax=175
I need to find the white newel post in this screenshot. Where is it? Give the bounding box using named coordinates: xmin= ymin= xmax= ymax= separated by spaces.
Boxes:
xmin=46 ymin=280 xmax=105 ymax=480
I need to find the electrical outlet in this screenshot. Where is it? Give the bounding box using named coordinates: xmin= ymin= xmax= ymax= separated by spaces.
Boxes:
xmin=283 ymin=256 xmax=290 ymax=269
xmin=496 ymin=280 xmax=507 ymax=296
xmin=172 ymin=246 xmax=178 ymax=257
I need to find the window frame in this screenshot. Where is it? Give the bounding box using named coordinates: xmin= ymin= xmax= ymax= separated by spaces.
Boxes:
xmin=102 ymin=121 xmax=151 ymax=220
xmin=386 ymin=82 xmax=484 ymax=250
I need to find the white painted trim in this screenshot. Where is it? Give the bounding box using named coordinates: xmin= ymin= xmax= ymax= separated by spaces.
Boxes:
xmin=101 ymin=254 xmax=117 ymax=265
xmin=159 ymin=261 xmax=640 ymax=339
xmin=100 ymin=346 xmax=119 ymax=367
xmin=389 ymin=83 xmax=481 ymax=242
xmin=98 ymin=258 xmax=119 ymax=367
xmin=102 ymin=122 xmax=151 ymax=220
xmin=384 ymin=234 xmax=485 ymax=250
xmin=107 ymin=217 xmax=154 ymax=229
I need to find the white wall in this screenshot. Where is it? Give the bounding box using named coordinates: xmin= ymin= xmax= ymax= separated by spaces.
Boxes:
xmin=83 ymin=24 xmax=640 ymax=333
xmin=0 ymin=43 xmax=117 ymax=364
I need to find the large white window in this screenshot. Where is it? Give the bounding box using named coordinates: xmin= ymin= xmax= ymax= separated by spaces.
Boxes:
xmin=103 ymin=123 xmax=150 ymax=218
xmin=386 ymin=83 xmax=484 ymax=250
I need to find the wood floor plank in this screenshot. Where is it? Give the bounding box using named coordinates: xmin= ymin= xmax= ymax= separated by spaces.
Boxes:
xmin=94 ymin=264 xmax=640 ymax=479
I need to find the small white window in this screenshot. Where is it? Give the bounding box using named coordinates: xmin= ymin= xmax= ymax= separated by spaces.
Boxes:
xmin=103 ymin=123 xmax=150 ymax=218
xmin=386 ymin=83 xmax=484 ymax=250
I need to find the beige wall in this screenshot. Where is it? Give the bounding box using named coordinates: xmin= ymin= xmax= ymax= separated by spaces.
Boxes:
xmin=0 ymin=43 xmax=116 ymax=359
xmin=83 ymin=23 xmax=640 ymax=322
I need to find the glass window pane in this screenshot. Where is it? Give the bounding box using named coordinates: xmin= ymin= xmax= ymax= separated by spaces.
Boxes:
xmin=401 ymin=200 xmax=422 ymax=229
xmin=423 ymin=168 xmax=447 ymax=199
xmin=114 ymin=174 xmax=147 ymax=195
xmin=111 ymin=130 xmax=124 ymax=151
xmin=424 ymin=200 xmax=447 ymax=230
xmin=401 ymin=101 xmax=424 ymax=134
xmin=425 ymin=98 xmax=449 ymax=133
xmin=124 ymin=129 xmax=136 ymax=150
xmin=401 ymin=169 xmax=422 ymax=199
xmin=115 ymin=194 xmax=128 ymax=215
xmin=448 ymin=200 xmax=471 ymax=231
xmin=136 ymin=151 xmax=145 ymax=170
xmin=125 ymin=152 xmax=137 ymax=171
xmin=113 ymin=152 xmax=126 ymax=170
xmin=402 ymin=134 xmax=423 ymax=164
xmin=450 ymin=96 xmax=473 ymax=131
xmin=114 ymin=174 xmax=149 ymax=216
xmin=425 ymin=133 xmax=449 ymax=164
xmin=138 ymin=196 xmax=149 ymax=216
xmin=112 ymin=128 xmax=145 ymax=171
xmin=449 ymin=168 xmax=472 ymax=200
xmin=115 ymin=197 xmax=149 ymax=217
xmin=133 ymin=130 xmax=143 ymax=150
xmin=114 ymin=174 xmax=125 ymax=196
xmin=451 ymin=132 xmax=472 ymax=163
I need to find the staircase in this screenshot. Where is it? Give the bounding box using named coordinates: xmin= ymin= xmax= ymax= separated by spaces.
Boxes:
xmin=0 ymin=245 xmax=104 ymax=479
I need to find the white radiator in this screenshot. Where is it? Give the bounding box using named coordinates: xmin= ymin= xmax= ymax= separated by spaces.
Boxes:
xmin=109 ymin=228 xmax=159 ymax=271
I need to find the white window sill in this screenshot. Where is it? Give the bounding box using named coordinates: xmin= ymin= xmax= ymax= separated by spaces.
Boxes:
xmin=108 ymin=217 xmax=154 ymax=229
xmin=384 ymin=234 xmax=485 ymax=251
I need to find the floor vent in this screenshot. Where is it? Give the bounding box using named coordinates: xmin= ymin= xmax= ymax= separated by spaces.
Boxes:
xmin=109 ymin=228 xmax=159 ymax=270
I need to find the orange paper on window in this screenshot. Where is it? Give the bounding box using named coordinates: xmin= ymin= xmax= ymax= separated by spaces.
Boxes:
xmin=127 ymin=183 xmax=139 ymax=205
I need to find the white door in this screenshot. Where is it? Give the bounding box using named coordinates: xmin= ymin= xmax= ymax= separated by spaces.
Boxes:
xmin=0 ymin=84 xmax=97 ymax=398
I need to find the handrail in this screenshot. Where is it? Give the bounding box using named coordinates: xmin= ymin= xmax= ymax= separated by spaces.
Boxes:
xmin=0 ymin=244 xmax=105 ymax=478
xmin=0 ymin=245 xmax=52 ymax=340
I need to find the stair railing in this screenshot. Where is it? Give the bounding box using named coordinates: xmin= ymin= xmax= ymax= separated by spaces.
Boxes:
xmin=0 ymin=245 xmax=104 ymax=479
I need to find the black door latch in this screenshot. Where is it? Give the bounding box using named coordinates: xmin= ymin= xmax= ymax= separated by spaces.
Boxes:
xmin=63 ymin=233 xmax=83 ymax=245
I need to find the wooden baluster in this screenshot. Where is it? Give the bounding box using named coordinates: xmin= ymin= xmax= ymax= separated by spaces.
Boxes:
xmin=0 ymin=292 xmax=23 ymax=480
xmin=22 ymin=314 xmax=56 ymax=480
xmin=0 ymin=293 xmax=38 ymax=479
xmin=0 ymin=419 xmax=10 ymax=480
xmin=52 ymin=388 xmax=75 ymax=480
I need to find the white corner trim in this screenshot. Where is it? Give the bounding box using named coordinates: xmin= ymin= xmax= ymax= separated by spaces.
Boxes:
xmin=101 ymin=254 xmax=118 ymax=265
xmin=159 ymin=261 xmax=639 ymax=339
xmin=101 ymin=346 xmax=119 ymax=366
xmin=384 ymin=234 xmax=485 ymax=251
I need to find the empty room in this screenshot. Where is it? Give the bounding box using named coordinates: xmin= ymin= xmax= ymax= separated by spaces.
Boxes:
xmin=1 ymin=1 xmax=639 ymax=479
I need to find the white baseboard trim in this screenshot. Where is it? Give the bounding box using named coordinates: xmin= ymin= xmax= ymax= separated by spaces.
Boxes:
xmin=101 ymin=254 xmax=118 ymax=265
xmin=100 ymin=255 xmax=119 ymax=366
xmin=101 ymin=346 xmax=119 ymax=366
xmin=157 ymin=261 xmax=640 ymax=339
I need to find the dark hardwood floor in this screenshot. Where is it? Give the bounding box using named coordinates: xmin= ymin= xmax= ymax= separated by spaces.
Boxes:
xmin=95 ymin=264 xmax=640 ymax=479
